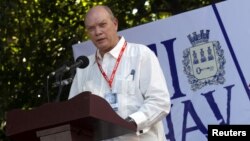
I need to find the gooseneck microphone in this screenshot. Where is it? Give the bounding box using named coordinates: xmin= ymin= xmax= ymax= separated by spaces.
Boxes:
xmin=47 ymin=56 xmax=89 ymax=78
xmin=68 ymin=55 xmax=89 ymax=70
xmin=47 ymin=64 xmax=69 ymax=78
xmin=46 ymin=56 xmax=89 ymax=103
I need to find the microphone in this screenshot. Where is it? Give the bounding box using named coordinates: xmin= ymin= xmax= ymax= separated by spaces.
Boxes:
xmin=47 ymin=64 xmax=70 ymax=78
xmin=68 ymin=55 xmax=89 ymax=70
xmin=47 ymin=56 xmax=89 ymax=79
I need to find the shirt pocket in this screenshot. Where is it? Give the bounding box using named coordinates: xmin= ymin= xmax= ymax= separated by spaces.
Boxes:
xmin=127 ymin=79 xmax=136 ymax=95
xmin=115 ymin=77 xmax=136 ymax=95
xmin=114 ymin=78 xmax=137 ymax=118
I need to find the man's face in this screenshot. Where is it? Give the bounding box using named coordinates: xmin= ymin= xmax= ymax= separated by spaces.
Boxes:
xmin=85 ymin=7 xmax=118 ymax=54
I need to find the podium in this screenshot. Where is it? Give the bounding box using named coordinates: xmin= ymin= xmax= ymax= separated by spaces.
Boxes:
xmin=5 ymin=92 xmax=136 ymax=141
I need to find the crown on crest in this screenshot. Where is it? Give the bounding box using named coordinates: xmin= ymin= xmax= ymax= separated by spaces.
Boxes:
xmin=187 ymin=30 xmax=210 ymax=46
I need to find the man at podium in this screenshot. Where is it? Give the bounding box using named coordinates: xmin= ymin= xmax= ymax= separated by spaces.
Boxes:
xmin=69 ymin=5 xmax=171 ymax=141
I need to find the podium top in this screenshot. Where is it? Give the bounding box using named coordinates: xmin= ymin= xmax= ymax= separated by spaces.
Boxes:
xmin=6 ymin=92 xmax=136 ymax=141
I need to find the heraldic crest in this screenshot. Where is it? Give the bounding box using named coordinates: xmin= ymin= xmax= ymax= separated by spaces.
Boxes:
xmin=183 ymin=30 xmax=226 ymax=91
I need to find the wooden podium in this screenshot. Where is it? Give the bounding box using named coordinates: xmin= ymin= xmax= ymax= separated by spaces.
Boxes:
xmin=5 ymin=92 xmax=136 ymax=141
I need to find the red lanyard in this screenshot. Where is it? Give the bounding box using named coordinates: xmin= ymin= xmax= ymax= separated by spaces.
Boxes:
xmin=96 ymin=41 xmax=127 ymax=89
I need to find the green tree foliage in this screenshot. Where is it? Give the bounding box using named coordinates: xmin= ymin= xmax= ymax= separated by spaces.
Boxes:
xmin=0 ymin=0 xmax=223 ymax=140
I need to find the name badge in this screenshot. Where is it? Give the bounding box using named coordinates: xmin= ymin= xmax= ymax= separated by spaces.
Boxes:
xmin=104 ymin=92 xmax=118 ymax=111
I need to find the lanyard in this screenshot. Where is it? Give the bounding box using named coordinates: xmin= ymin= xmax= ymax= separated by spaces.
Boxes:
xmin=96 ymin=41 xmax=127 ymax=90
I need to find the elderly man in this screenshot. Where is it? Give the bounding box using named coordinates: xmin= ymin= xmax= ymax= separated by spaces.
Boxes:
xmin=69 ymin=5 xmax=171 ymax=141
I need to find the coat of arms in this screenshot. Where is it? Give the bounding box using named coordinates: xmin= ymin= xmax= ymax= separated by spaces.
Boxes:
xmin=183 ymin=30 xmax=226 ymax=91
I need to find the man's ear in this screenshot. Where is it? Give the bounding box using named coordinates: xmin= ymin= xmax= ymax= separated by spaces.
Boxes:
xmin=113 ymin=17 xmax=118 ymax=30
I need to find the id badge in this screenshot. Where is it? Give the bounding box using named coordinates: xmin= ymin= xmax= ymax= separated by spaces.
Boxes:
xmin=104 ymin=92 xmax=118 ymax=111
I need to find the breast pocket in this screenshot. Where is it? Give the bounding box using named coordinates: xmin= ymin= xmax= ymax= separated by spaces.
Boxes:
xmin=114 ymin=78 xmax=137 ymax=118
xmin=127 ymin=79 xmax=136 ymax=95
xmin=115 ymin=77 xmax=136 ymax=95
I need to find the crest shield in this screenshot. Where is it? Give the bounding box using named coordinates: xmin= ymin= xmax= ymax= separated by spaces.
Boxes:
xmin=183 ymin=30 xmax=226 ymax=91
xmin=190 ymin=42 xmax=217 ymax=79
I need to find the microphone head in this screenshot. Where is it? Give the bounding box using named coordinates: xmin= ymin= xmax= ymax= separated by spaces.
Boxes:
xmin=76 ymin=56 xmax=89 ymax=69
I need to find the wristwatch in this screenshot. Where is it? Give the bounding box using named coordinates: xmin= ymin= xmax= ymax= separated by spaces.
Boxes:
xmin=125 ymin=117 xmax=137 ymax=127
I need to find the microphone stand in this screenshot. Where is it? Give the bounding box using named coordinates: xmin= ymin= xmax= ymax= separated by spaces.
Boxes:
xmin=46 ymin=75 xmax=50 ymax=103
xmin=55 ymin=73 xmax=64 ymax=102
xmin=46 ymin=68 xmax=67 ymax=103
xmin=54 ymin=70 xmax=75 ymax=102
xmin=47 ymin=59 xmax=82 ymax=102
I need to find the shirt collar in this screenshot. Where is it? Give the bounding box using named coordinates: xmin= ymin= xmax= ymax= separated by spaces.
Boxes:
xmin=109 ymin=36 xmax=125 ymax=59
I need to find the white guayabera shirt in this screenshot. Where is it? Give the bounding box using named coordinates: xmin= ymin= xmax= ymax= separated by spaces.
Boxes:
xmin=69 ymin=36 xmax=171 ymax=141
